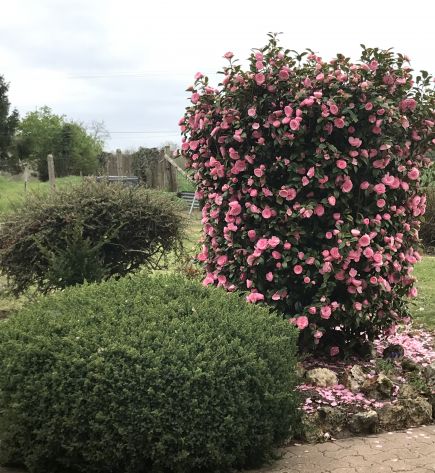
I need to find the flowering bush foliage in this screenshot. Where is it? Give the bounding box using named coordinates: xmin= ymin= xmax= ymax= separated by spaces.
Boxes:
xmin=180 ymin=35 xmax=434 ymax=354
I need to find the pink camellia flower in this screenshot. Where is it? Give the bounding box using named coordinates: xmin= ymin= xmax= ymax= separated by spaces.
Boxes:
xmin=248 ymin=229 xmax=256 ymax=241
xmin=348 ymin=137 xmax=362 ymax=147
xmin=314 ymin=204 xmax=325 ymax=216
xmin=256 ymin=238 xmax=269 ymax=251
xmin=354 ymin=302 xmax=363 ymax=311
xmin=202 ymin=274 xmax=214 ymax=286
xmin=248 ymin=107 xmax=256 ymax=117
xmin=293 ymin=264 xmax=303 ymax=275
xmin=224 ymin=51 xmax=234 ymax=59
xmin=374 ymin=183 xmax=386 ymax=194
xmin=359 ymin=234 xmax=371 ymax=247
xmin=290 ymin=119 xmax=300 ymax=131
xmin=268 ymin=236 xmax=280 ymax=248
xmin=255 ymin=73 xmax=266 ymax=85
xmin=334 ymin=117 xmax=345 ymax=128
xmin=295 ymin=316 xmax=309 ymax=330
xmin=320 ymin=306 xmax=332 ymax=319
xmin=254 ymin=167 xmax=263 ymax=177
xmin=308 ymin=306 xmax=317 ymax=314
xmin=377 ymin=199 xmax=386 ymax=208
xmin=287 ymin=188 xmax=297 ymax=200
xmin=336 ymin=159 xmax=347 ymax=169
xmin=217 ymin=255 xmax=228 ymax=266
xmin=363 ymin=247 xmax=374 ymax=258
xmin=341 ymin=179 xmax=353 ymax=193
xmin=328 ymin=195 xmax=336 ymax=206
xmin=246 ymin=292 xmax=265 ymax=303
xmin=266 ymin=272 xmax=274 ymax=282
xmin=194 ymin=72 xmax=204 ymax=80
xmin=330 ymin=346 xmax=340 ymax=357
xmin=407 ymin=168 xmax=420 ymax=180
xmin=191 ymin=93 xmax=200 ymax=104
xmin=284 ymin=105 xmax=293 ymax=117
xmin=279 ymin=68 xmax=290 ymax=80
xmin=228 ymin=201 xmax=242 ymax=215
xmin=262 ymin=207 xmax=272 ymax=219
xmin=330 ymin=104 xmax=339 ymax=115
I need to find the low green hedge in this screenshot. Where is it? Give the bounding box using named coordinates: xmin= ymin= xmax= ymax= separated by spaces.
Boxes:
xmin=0 ymin=274 xmax=300 ymax=473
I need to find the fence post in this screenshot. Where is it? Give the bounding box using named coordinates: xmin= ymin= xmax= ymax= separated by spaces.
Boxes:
xmin=164 ymin=146 xmax=178 ymax=192
xmin=116 ymin=149 xmax=123 ymax=177
xmin=47 ymin=154 xmax=56 ymax=191
xmin=23 ymin=164 xmax=29 ymax=192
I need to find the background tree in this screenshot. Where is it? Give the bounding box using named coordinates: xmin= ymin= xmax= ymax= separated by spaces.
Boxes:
xmin=0 ymin=75 xmax=19 ymax=173
xmin=17 ymin=106 xmax=103 ymax=179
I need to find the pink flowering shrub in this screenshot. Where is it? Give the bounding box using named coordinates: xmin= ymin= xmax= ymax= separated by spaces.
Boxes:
xmin=180 ymin=35 xmax=434 ymax=354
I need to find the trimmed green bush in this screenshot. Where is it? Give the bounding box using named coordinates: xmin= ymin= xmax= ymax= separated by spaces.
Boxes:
xmin=0 ymin=274 xmax=300 ymax=473
xmin=0 ymin=181 xmax=185 ymax=294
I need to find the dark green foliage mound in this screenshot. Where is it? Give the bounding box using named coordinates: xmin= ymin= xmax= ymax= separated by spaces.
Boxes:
xmin=0 ymin=274 xmax=300 ymax=473
xmin=0 ymin=181 xmax=185 ymax=294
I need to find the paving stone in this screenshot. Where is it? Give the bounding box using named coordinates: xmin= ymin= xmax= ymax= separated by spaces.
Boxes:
xmin=247 ymin=425 xmax=435 ymax=473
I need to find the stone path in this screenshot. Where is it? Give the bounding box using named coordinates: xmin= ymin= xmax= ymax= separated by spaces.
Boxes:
xmin=251 ymin=425 xmax=435 ymax=473
xmin=1 ymin=425 xmax=434 ymax=473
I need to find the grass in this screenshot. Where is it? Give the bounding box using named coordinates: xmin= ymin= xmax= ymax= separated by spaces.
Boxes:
xmin=0 ymin=175 xmax=82 ymax=214
xmin=411 ymin=256 xmax=435 ymax=329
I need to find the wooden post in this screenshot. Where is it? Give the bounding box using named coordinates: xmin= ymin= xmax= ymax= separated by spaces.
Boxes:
xmin=161 ymin=148 xmax=195 ymax=183
xmin=164 ymin=146 xmax=178 ymax=192
xmin=23 ymin=165 xmax=29 ymax=192
xmin=116 ymin=149 xmax=122 ymax=177
xmin=47 ymin=154 xmax=56 ymax=190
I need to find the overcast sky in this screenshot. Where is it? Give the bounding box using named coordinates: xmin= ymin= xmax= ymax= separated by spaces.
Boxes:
xmin=1 ymin=0 xmax=434 ymax=151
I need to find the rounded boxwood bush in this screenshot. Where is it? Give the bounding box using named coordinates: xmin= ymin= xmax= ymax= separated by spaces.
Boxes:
xmin=0 ymin=274 xmax=300 ymax=473
xmin=0 ymin=181 xmax=185 ymax=294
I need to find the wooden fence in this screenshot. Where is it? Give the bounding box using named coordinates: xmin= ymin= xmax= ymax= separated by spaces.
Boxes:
xmin=103 ymin=147 xmax=178 ymax=192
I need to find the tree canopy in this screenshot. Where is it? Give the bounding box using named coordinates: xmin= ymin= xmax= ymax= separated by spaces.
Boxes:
xmin=15 ymin=106 xmax=105 ymax=179
xmin=0 ymin=75 xmax=19 ymax=173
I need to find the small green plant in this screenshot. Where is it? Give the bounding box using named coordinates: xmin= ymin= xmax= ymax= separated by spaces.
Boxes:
xmin=375 ymin=358 xmax=396 ymax=375
xmin=407 ymin=371 xmax=431 ymax=394
xmin=0 ymin=274 xmax=300 ymax=473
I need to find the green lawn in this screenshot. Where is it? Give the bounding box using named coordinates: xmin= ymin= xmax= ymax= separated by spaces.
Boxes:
xmin=411 ymin=256 xmax=435 ymax=329
xmin=0 ymin=175 xmax=82 ymax=214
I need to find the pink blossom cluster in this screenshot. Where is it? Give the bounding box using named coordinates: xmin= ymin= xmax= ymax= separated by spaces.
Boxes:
xmin=180 ymin=37 xmax=435 ymax=353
